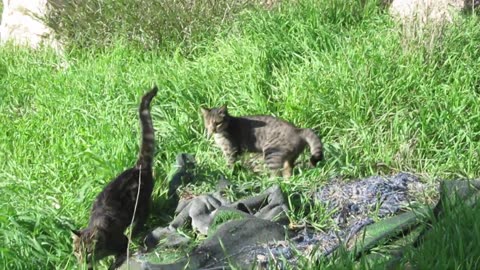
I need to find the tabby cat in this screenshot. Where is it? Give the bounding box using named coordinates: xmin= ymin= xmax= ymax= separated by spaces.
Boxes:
xmin=72 ymin=86 xmax=158 ymax=270
xmin=201 ymin=105 xmax=323 ymax=178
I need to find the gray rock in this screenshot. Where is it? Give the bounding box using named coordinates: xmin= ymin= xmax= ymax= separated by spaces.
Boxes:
xmin=0 ymin=0 xmax=63 ymax=51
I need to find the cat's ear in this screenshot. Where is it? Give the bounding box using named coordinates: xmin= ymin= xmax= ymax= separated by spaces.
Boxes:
xmin=218 ymin=105 xmax=228 ymax=115
xmin=71 ymin=229 xmax=82 ymax=238
xmin=200 ymin=107 xmax=209 ymax=116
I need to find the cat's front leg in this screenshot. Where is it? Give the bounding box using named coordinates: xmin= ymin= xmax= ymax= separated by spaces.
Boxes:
xmin=109 ymin=252 xmax=127 ymax=270
xmin=213 ymin=134 xmax=239 ymax=168
xmin=108 ymin=235 xmax=128 ymax=269
xmin=223 ymin=145 xmax=239 ymax=167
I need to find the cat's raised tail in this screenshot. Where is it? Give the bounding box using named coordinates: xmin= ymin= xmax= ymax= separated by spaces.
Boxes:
xmin=136 ymin=85 xmax=158 ymax=169
xmin=299 ymin=128 xmax=324 ymax=167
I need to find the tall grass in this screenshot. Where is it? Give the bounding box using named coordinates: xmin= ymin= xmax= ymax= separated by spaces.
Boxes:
xmin=402 ymin=192 xmax=480 ymax=269
xmin=1 ymin=0 xmax=479 ymax=268
xmin=45 ymin=0 xmax=267 ymax=51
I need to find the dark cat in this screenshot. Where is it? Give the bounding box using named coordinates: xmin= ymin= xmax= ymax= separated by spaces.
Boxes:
xmin=72 ymin=86 xmax=158 ymax=270
xmin=201 ymin=105 xmax=324 ymax=178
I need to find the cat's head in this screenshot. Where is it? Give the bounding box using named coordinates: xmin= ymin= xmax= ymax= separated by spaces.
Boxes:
xmin=200 ymin=105 xmax=230 ymax=137
xmin=71 ymin=228 xmax=109 ymax=269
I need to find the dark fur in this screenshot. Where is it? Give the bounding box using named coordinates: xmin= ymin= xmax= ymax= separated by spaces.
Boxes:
xmin=72 ymin=87 xmax=158 ymax=270
xmin=201 ymin=105 xmax=324 ymax=178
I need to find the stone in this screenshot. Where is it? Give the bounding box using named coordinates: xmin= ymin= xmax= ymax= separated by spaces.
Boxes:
xmin=0 ymin=0 xmax=62 ymax=51
xmin=389 ymin=0 xmax=464 ymax=23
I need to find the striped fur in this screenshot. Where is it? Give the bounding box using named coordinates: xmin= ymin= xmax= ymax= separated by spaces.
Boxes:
xmin=72 ymin=86 xmax=158 ymax=270
xmin=136 ymin=87 xmax=157 ymax=169
xmin=299 ymin=128 xmax=324 ymax=167
xmin=201 ymin=105 xmax=324 ymax=178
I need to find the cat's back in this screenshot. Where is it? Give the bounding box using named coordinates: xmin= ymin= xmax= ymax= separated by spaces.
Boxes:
xmin=228 ymin=115 xmax=302 ymax=151
xmin=90 ymin=168 xmax=138 ymax=212
xmin=235 ymin=115 xmax=299 ymax=134
xmin=88 ymin=168 xmax=138 ymax=226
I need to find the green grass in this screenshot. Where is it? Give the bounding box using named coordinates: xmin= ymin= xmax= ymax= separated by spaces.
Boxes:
xmin=44 ymin=0 xmax=265 ymax=51
xmin=401 ymin=194 xmax=480 ymax=269
xmin=1 ymin=0 xmax=480 ymax=269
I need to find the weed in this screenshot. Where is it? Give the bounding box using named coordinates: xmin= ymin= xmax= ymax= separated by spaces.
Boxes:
xmin=1 ymin=0 xmax=479 ymax=268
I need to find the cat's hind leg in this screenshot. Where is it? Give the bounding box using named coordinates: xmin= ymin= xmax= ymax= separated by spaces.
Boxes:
xmin=282 ymin=159 xmax=294 ymax=178
xmin=263 ymin=147 xmax=284 ymax=177
xmin=108 ymin=234 xmax=128 ymax=270
xmin=131 ymin=203 xmax=149 ymax=237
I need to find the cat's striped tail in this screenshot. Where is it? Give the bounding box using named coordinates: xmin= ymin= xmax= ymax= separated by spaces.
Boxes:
xmin=136 ymin=86 xmax=158 ymax=169
xmin=299 ymin=128 xmax=324 ymax=167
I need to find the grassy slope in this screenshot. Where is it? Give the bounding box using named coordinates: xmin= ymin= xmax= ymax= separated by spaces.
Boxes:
xmin=1 ymin=1 xmax=480 ymax=269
